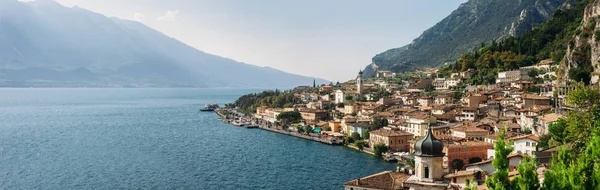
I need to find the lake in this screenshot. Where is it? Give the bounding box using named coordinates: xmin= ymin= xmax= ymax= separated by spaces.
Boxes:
xmin=0 ymin=88 xmax=395 ymax=189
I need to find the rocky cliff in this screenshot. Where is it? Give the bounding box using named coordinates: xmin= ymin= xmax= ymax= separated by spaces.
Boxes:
xmin=560 ymin=0 xmax=600 ymax=85
xmin=366 ymin=0 xmax=574 ymax=77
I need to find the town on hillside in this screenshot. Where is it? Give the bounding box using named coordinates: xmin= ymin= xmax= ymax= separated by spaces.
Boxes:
xmin=217 ymin=61 xmax=589 ymax=190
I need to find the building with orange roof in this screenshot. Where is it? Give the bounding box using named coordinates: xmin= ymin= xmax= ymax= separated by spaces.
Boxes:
xmin=369 ymin=128 xmax=414 ymax=152
xmin=344 ymin=171 xmax=410 ymax=190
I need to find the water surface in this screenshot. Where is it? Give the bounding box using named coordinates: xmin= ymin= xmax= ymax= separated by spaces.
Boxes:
xmin=0 ymin=88 xmax=395 ymax=189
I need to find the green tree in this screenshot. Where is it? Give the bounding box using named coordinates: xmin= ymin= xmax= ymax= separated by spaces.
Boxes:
xmin=511 ymin=156 xmax=539 ymax=190
xmin=276 ymin=111 xmax=302 ymax=125
xmin=469 ymin=157 xmax=483 ymax=164
xmin=345 ymin=136 xmax=355 ymax=144
xmin=350 ymin=132 xmax=362 ymax=141
xmin=370 ymin=118 xmax=389 ymax=131
xmin=373 ymin=143 xmax=389 ymax=157
xmin=548 ymin=118 xmax=567 ymax=143
xmin=452 ymin=159 xmax=465 ymax=170
xmin=354 ymin=140 xmax=366 ymax=151
xmin=464 ymin=178 xmax=479 ymax=190
xmin=567 ymin=86 xmax=600 ymax=109
xmin=486 ymin=129 xmax=514 ymax=190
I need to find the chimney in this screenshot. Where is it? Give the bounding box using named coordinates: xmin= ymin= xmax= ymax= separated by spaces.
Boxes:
xmin=356 ymin=177 xmax=361 ymax=185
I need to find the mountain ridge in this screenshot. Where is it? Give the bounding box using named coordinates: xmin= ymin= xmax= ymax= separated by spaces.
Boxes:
xmin=0 ymin=0 xmax=328 ymax=88
xmin=365 ymin=0 xmax=573 ymax=77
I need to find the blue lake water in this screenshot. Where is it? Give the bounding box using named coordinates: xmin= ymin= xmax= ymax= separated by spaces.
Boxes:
xmin=0 ymin=88 xmax=395 ymax=189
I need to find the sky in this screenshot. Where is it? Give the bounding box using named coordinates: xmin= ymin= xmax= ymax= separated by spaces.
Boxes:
xmin=53 ymin=0 xmax=466 ymax=82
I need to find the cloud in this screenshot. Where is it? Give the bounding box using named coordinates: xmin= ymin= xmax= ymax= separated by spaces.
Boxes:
xmin=157 ymin=10 xmax=180 ymax=22
xmin=130 ymin=12 xmax=146 ymax=22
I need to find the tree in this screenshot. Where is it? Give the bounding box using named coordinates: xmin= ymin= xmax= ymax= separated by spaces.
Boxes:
xmin=324 ymin=126 xmax=332 ymax=131
xmin=373 ymin=143 xmax=389 ymax=157
xmin=522 ymin=128 xmax=532 ymax=134
xmin=424 ymin=83 xmax=435 ymax=92
xmin=567 ymin=86 xmax=600 ymax=109
xmin=469 ymin=157 xmax=483 ymax=164
xmin=548 ymin=118 xmax=567 ymax=143
xmin=452 ymin=159 xmax=465 ymax=170
xmin=345 ymin=95 xmax=354 ymax=101
xmin=345 ymin=136 xmax=355 ymax=144
xmin=511 ymin=156 xmax=539 ymax=190
xmin=486 ymin=129 xmax=514 ymax=190
xmin=276 ymin=111 xmax=302 ymax=125
xmin=354 ymin=140 xmax=366 ymax=151
xmin=303 ymin=125 xmax=313 ymax=134
xmin=464 ymin=178 xmax=479 ymax=190
xmin=351 ymin=132 xmax=362 ymax=141
xmin=370 ymin=118 xmax=389 ymax=131
xmin=313 ymin=79 xmax=316 ymax=88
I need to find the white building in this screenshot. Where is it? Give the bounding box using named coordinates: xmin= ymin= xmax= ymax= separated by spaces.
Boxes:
xmin=334 ymin=90 xmax=345 ymax=104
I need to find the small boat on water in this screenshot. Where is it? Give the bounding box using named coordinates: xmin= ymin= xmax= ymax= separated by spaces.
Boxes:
xmin=200 ymin=104 xmax=220 ymax=112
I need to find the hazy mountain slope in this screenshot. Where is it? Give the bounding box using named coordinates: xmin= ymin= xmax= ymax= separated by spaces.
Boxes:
xmin=366 ymin=0 xmax=574 ymax=76
xmin=0 ymin=0 xmax=327 ymax=88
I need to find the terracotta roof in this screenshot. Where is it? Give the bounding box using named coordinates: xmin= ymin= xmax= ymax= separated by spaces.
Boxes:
xmin=452 ymin=126 xmax=489 ymax=133
xmin=409 ymin=113 xmax=430 ymax=120
xmin=370 ymin=128 xmax=413 ymax=137
xmin=444 ymin=170 xmax=478 ymax=178
xmin=537 ymin=113 xmax=563 ymax=123
xmin=344 ymin=171 xmax=410 ymax=190
xmin=509 ymin=134 xmax=540 ymax=142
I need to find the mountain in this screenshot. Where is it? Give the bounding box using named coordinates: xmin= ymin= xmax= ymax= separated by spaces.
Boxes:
xmin=438 ymin=0 xmax=588 ymax=85
xmin=0 ymin=0 xmax=328 ymax=88
xmin=365 ymin=0 xmax=575 ymax=76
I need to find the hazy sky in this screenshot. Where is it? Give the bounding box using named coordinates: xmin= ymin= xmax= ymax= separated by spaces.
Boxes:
xmin=53 ymin=0 xmax=466 ymax=82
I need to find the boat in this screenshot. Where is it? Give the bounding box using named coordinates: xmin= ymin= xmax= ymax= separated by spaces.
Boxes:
xmin=200 ymin=104 xmax=220 ymax=112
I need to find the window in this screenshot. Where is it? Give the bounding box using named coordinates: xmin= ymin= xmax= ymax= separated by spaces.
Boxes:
xmin=526 ymin=142 xmax=530 ymax=146
xmin=424 ymin=166 xmax=430 ymax=178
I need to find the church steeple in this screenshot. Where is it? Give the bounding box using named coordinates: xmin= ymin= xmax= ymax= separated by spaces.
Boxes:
xmin=357 ymin=70 xmax=363 ymax=95
xmin=412 ymin=127 xmax=445 ymax=182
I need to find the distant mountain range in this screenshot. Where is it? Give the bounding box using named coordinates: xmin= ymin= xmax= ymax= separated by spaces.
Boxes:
xmin=0 ymin=0 xmax=328 ymax=88
xmin=365 ymin=0 xmax=576 ymax=76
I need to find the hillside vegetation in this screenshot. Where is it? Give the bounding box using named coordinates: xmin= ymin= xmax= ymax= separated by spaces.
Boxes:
xmin=439 ymin=0 xmax=589 ymax=85
xmin=366 ymin=0 xmax=569 ymax=76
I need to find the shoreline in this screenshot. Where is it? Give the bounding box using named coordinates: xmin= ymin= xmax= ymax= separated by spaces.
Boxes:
xmin=215 ymin=108 xmax=343 ymax=145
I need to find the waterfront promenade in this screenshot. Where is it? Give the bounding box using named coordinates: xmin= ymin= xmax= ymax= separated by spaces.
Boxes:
xmin=215 ymin=108 xmax=343 ymax=145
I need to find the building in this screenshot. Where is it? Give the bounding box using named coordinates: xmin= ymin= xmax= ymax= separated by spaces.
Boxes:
xmin=299 ymin=109 xmax=328 ymax=123
xmin=455 ymin=107 xmax=478 ymax=121
xmin=536 ymin=113 xmax=563 ymax=135
xmin=329 ymin=121 xmax=341 ymax=132
xmin=496 ymin=70 xmax=530 ymax=83
xmin=417 ymin=96 xmax=433 ymax=107
xmin=522 ymin=94 xmax=550 ymax=109
xmin=403 ymin=127 xmax=450 ymax=190
xmin=369 ymin=128 xmax=414 ymax=152
xmin=434 ymin=96 xmax=452 ymax=105
xmin=344 ymin=171 xmax=409 ymax=190
xmin=508 ymin=134 xmax=539 ymax=156
xmin=450 ymin=125 xmax=490 ymax=140
xmin=335 ymin=90 xmax=346 ymax=104
xmin=466 ymin=153 xmax=524 ymax=174
xmin=357 ymin=70 xmax=364 ymax=95
xmin=445 ymin=170 xmax=483 ymax=189
xmin=444 ymin=141 xmax=493 ymax=170
xmin=377 ymin=70 xmax=397 ymax=78
xmin=349 ymin=122 xmax=371 ymax=138
xmin=406 ymin=114 xmax=437 ymax=137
